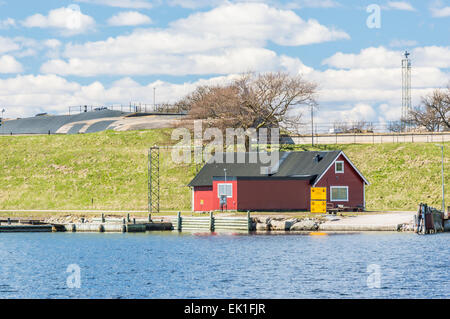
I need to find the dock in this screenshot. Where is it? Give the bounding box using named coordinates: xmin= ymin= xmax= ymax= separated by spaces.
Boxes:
xmin=172 ymin=212 xmax=252 ymax=232
xmin=0 ymin=225 xmax=53 ymax=232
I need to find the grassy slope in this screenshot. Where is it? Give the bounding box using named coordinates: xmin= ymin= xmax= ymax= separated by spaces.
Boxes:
xmin=0 ymin=130 xmax=448 ymax=213
xmin=0 ymin=130 xmax=197 ymax=212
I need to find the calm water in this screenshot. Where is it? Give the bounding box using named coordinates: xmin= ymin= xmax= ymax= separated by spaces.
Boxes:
xmin=0 ymin=232 xmax=448 ymax=299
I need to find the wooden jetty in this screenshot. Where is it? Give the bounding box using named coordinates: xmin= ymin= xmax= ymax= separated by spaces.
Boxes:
xmin=0 ymin=213 xmax=172 ymax=233
xmin=172 ymin=212 xmax=252 ymax=232
xmin=0 ymin=225 xmax=53 ymax=232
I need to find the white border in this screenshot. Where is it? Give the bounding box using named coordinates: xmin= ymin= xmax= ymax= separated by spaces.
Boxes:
xmin=335 ymin=161 xmax=344 ymax=173
xmin=330 ymin=186 xmax=349 ymax=202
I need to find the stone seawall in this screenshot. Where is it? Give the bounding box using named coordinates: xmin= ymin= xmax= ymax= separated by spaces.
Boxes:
xmin=252 ymin=214 xmax=418 ymax=232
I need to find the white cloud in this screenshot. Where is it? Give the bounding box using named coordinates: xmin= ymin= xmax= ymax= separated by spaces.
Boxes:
xmin=0 ymin=18 xmax=15 ymax=29
xmin=322 ymin=46 xmax=450 ymax=69
xmin=168 ymin=0 xmax=224 ymax=8
xmin=322 ymin=47 xmax=400 ymax=69
xmin=41 ymin=47 xmax=284 ymax=76
xmin=0 ymin=37 xmax=21 ymax=54
xmin=21 ymin=5 xmax=96 ymax=36
xmin=282 ymin=0 xmax=341 ymax=9
xmin=76 ymin=0 xmax=153 ymax=9
xmin=41 ymin=2 xmax=349 ymax=76
xmin=170 ymin=3 xmax=349 ymax=46
xmin=413 ymin=46 xmax=450 ymax=69
xmin=324 ymin=103 xmax=377 ymax=122
xmin=44 ymin=39 xmax=62 ymax=49
xmin=0 ymin=36 xmax=41 ymax=57
xmin=429 ymin=0 xmax=450 ymax=17
xmin=0 ymin=55 xmax=23 ymax=73
xmin=168 ymin=0 xmax=341 ymax=9
xmin=107 ymin=11 xmax=152 ymax=26
xmin=385 ymin=1 xmax=416 ymax=11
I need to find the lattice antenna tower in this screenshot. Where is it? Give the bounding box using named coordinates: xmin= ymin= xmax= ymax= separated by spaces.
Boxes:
xmin=401 ymin=50 xmax=412 ymax=131
xmin=148 ymin=146 xmax=160 ymax=214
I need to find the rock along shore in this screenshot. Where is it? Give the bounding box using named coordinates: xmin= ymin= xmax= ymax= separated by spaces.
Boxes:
xmin=252 ymin=212 xmax=418 ymax=232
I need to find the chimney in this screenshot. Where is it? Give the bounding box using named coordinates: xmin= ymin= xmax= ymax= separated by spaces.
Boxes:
xmin=314 ymin=154 xmax=322 ymax=163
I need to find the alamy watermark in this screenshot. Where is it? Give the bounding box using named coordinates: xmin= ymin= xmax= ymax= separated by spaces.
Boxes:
xmin=366 ymin=4 xmax=381 ymax=29
xmin=67 ymin=4 xmax=83 ymax=31
xmin=66 ymin=264 xmax=81 ymax=289
xmin=366 ymin=264 xmax=381 ymax=289
xmin=171 ymin=120 xmax=280 ymax=175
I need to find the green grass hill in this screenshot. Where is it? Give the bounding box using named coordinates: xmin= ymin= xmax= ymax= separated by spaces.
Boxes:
xmin=0 ymin=129 xmax=448 ymax=214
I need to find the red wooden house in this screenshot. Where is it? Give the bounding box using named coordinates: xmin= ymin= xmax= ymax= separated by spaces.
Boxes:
xmin=188 ymin=151 xmax=369 ymax=212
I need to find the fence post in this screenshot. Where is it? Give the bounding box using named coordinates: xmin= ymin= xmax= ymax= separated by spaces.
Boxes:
xmin=177 ymin=211 xmax=181 ymax=231
xmin=148 ymin=213 xmax=152 ymax=222
xmin=101 ymin=213 xmax=105 ymax=223
xmin=247 ymin=211 xmax=251 ymax=231
xmin=209 ymin=211 xmax=214 ymax=231
xmin=127 ymin=213 xmax=130 ymax=223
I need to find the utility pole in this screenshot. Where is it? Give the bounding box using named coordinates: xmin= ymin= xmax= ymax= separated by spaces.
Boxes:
xmin=311 ymin=104 xmax=314 ymax=147
xmin=224 ymin=168 xmax=227 ymax=211
xmin=153 ymin=87 xmax=156 ymax=110
xmin=436 ymin=144 xmax=445 ymax=216
xmin=1 ymin=109 xmax=5 ymax=135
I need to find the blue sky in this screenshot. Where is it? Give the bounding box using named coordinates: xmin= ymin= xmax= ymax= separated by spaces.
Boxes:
xmin=0 ymin=0 xmax=449 ymax=127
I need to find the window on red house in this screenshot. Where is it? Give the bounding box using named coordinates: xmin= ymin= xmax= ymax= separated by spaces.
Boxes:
xmin=218 ymin=183 xmax=233 ymax=198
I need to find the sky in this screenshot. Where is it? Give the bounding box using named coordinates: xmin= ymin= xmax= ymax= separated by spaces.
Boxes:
xmin=0 ymin=0 xmax=449 ymax=127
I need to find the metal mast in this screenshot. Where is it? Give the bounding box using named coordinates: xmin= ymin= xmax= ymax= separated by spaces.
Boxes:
xmin=401 ymin=51 xmax=412 ymax=131
xmin=148 ymin=146 xmax=160 ymax=214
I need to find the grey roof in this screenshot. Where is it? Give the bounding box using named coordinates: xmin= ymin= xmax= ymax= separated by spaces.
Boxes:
xmin=188 ymin=151 xmax=342 ymax=187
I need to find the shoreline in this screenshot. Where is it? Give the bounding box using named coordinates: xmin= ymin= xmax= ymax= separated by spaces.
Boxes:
xmin=1 ymin=211 xmax=448 ymax=233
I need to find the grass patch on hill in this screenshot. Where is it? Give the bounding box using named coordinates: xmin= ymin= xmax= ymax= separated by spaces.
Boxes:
xmin=0 ymin=129 xmax=197 ymax=212
xmin=0 ymin=129 xmax=448 ymax=213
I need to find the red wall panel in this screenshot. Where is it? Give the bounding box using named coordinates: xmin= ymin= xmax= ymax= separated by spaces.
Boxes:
xmin=212 ymin=179 xmax=238 ymax=210
xmin=314 ymin=154 xmax=365 ymax=208
xmin=193 ymin=186 xmax=214 ymax=211
xmin=237 ymin=179 xmax=310 ymax=211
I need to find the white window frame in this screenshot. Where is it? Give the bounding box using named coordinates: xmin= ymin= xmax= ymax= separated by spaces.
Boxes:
xmin=335 ymin=161 xmax=344 ymax=173
xmin=330 ymin=186 xmax=348 ymax=202
xmin=217 ymin=183 xmax=233 ymax=198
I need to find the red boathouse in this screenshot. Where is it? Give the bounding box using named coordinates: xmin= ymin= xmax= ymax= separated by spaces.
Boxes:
xmin=188 ymin=151 xmax=369 ymax=212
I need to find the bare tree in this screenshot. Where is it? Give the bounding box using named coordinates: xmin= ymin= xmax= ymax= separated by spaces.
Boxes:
xmin=177 ymin=71 xmax=317 ymax=148
xmin=387 ymin=121 xmax=403 ymax=133
xmin=408 ymin=87 xmax=450 ymax=131
xmin=422 ymin=87 xmax=450 ymax=129
xmin=408 ymin=105 xmax=442 ymax=132
xmin=332 ymin=121 xmax=348 ymax=133
xmin=332 ymin=120 xmax=374 ymax=133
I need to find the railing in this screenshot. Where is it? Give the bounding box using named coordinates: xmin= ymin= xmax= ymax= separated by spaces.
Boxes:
xmin=283 ymin=132 xmax=450 ymax=145
xmin=68 ymin=103 xmax=184 ymax=115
